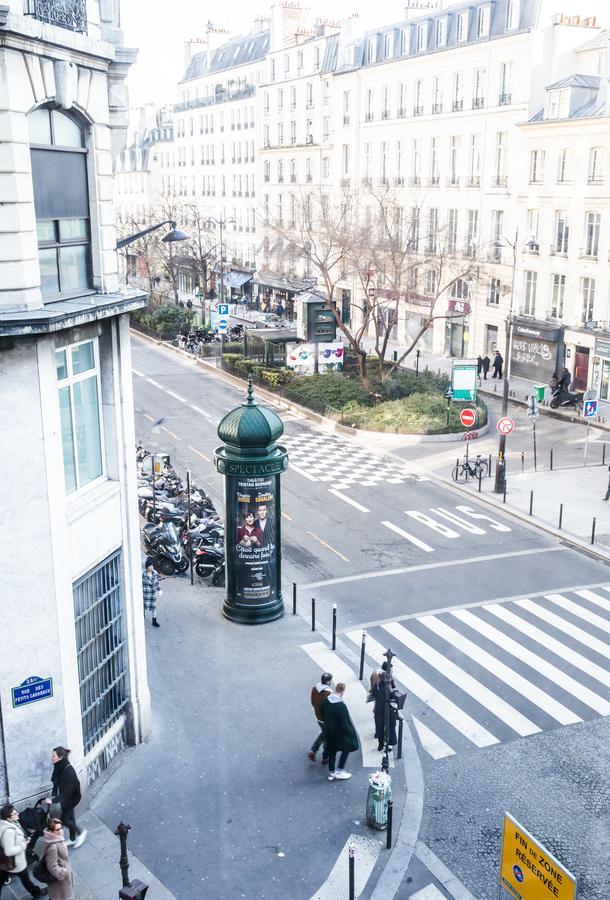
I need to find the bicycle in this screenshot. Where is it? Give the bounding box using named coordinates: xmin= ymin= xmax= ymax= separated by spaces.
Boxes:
xmin=451 ymin=454 xmax=488 ymax=483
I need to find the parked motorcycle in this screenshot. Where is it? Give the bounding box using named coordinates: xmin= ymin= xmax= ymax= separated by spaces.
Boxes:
xmin=549 ymin=387 xmax=584 ymax=411
xmin=194 ymin=545 xmax=226 ymax=586
xmin=142 ymin=521 xmax=189 ymax=575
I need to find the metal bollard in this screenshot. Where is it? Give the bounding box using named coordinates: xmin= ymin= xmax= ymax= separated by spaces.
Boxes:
xmin=311 ymin=597 xmax=316 ymax=632
xmin=478 ymin=467 xmax=482 ymax=492
xmin=348 ymin=844 xmax=355 ymax=900
xmin=550 ymin=448 xmax=554 ymax=470
xmin=386 ymin=800 xmax=393 ymax=850
xmin=591 ymin=517 xmax=597 ymax=545
xmin=488 ymin=453 xmax=492 ymax=476
xmin=397 ymin=716 xmax=404 ymax=760
xmin=603 ymin=444 xmax=607 ymax=466
xmin=292 ymin=582 xmax=297 ymax=615
xmin=332 ymin=604 xmax=337 ymax=651
xmin=503 ymin=481 xmax=507 ymax=504
xmin=521 ymin=451 xmax=524 ymax=472
xmin=529 ymin=490 xmax=534 ymax=516
xmin=558 ymin=503 xmax=563 ymax=530
xmin=359 ymin=631 xmax=367 ymax=681
xmin=116 ymin=823 xmax=149 ymax=899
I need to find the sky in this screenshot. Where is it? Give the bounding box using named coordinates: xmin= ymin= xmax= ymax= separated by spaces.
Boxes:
xmin=121 ymin=0 xmax=402 ymax=106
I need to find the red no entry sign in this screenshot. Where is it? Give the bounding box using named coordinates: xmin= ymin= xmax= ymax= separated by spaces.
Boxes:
xmin=497 ymin=416 xmax=515 ymax=435
xmin=460 ymin=408 xmax=476 ymax=428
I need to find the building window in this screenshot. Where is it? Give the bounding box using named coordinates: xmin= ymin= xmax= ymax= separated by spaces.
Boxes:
xmin=477 ymin=6 xmax=490 ymax=37
xmin=523 ymin=270 xmax=537 ymax=315
xmin=466 ymin=209 xmax=479 ymax=257
xmin=73 ymin=551 xmax=128 ymax=755
xmin=449 ymin=135 xmax=460 ymax=184
xmin=28 ymin=107 xmax=91 ymax=301
xmin=432 ymin=76 xmax=443 ymax=113
xmin=426 ymin=268 xmax=437 ymax=296
xmin=451 ymin=278 xmax=469 ymax=300
xmin=581 ymin=277 xmax=596 ymax=323
xmin=550 ymin=273 xmax=565 ymax=319
xmin=416 ymin=22 xmax=427 ymax=52
xmin=557 ymin=148 xmax=572 ymax=184
xmin=488 ymin=277 xmax=501 ymax=305
xmin=491 ymin=209 xmax=503 ymax=259
xmin=499 ymin=62 xmax=512 ymax=104
xmin=527 ymin=208 xmax=539 ymax=242
xmin=400 ymin=28 xmax=408 ymax=54
xmin=342 ymin=144 xmax=349 ymax=177
xmin=473 ymin=67 xmax=486 ymax=107
xmin=436 ymin=17 xmax=447 ymax=47
xmin=384 ymin=32 xmax=392 ymax=58
xmin=447 ymin=209 xmax=458 ymax=254
xmin=506 ymin=0 xmax=518 ymax=29
xmin=554 ymin=211 xmax=569 ymax=254
xmin=457 ymin=11 xmax=468 ymax=41
xmin=427 ymin=208 xmax=438 ymax=253
xmin=453 ymin=72 xmax=464 ymax=110
xmin=588 ymin=147 xmax=605 ymax=184
xmin=584 ymin=211 xmax=601 ymax=257
xmin=529 ymin=150 xmax=545 ymax=183
xmin=56 ymin=338 xmax=103 ymax=493
xmin=494 ymin=132 xmax=507 ymax=185
xmin=367 ymin=37 xmax=375 ymax=63
xmin=322 ymin=157 xmax=330 ymax=178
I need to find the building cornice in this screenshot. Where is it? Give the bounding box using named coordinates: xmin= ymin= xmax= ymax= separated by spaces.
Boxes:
xmin=0 ymin=289 xmax=147 ymax=337
xmin=0 ymin=13 xmax=117 ymax=70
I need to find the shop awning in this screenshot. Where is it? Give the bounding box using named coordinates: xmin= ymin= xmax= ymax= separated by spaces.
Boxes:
xmin=223 ymin=271 xmax=253 ymax=289
xmin=254 ymin=271 xmax=317 ymax=293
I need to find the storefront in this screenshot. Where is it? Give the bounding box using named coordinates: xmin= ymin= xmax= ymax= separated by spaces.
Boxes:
xmin=444 ymin=299 xmax=471 ymax=358
xmin=591 ymin=335 xmax=610 ymax=400
xmin=510 ymin=319 xmax=564 ymax=384
xmin=253 ymin=272 xmax=317 ymax=320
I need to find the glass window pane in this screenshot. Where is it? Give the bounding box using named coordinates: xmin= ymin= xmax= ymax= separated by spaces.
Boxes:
xmin=56 ymin=349 xmax=68 ymax=381
xmin=71 ymin=341 xmax=95 ymax=375
xmin=37 ymin=221 xmax=56 ymax=243
xmin=60 ymin=245 xmax=89 ymax=293
xmin=73 ymin=376 xmax=102 ymax=485
xmin=59 ymin=386 xmax=77 ymax=493
xmin=28 ymin=108 xmax=52 ymax=145
xmin=39 ymin=248 xmax=60 ymax=296
xmin=59 ymin=219 xmax=88 ymax=241
xmin=52 ymin=110 xmax=83 ymax=148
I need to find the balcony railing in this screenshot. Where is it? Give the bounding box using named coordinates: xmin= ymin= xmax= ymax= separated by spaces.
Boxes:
xmin=446 ymin=176 xmax=460 ymax=186
xmin=174 ymin=83 xmax=255 ymax=113
xmin=25 ymin=0 xmax=87 ymax=32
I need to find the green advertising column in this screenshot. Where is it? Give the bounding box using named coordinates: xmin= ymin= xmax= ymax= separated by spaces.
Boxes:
xmin=214 ymin=376 xmax=288 ymax=624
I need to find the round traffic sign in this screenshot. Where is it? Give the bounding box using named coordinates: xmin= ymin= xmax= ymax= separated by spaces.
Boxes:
xmin=497 ymin=416 xmax=515 ymax=435
xmin=459 ymin=408 xmax=476 ymax=428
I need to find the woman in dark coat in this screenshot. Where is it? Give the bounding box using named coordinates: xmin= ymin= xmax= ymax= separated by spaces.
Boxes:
xmin=321 ymin=683 xmax=360 ymax=781
xmin=372 ymin=675 xmax=398 ymax=752
xmin=45 ymin=748 xmax=86 ymax=848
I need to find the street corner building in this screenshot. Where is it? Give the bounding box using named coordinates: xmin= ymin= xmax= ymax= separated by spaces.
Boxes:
xmin=0 ymin=0 xmax=152 ymax=805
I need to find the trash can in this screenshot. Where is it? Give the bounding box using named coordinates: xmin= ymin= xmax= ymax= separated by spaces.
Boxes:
xmin=535 ymin=385 xmax=545 ymax=402
xmin=366 ymin=771 xmax=392 ymax=830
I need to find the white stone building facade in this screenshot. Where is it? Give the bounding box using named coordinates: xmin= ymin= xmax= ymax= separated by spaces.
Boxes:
xmin=0 ymin=0 xmax=151 ymax=805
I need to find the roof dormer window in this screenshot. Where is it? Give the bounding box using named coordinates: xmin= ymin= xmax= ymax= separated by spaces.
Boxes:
xmin=436 ymin=17 xmax=447 ymax=47
xmin=456 ymin=11 xmax=468 ymax=42
xmin=477 ymin=6 xmax=490 ymax=38
xmin=416 ymin=22 xmax=428 ymax=52
xmin=545 ymin=88 xmax=569 ymax=120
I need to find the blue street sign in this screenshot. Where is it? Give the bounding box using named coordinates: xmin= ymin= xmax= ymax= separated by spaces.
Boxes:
xmin=12 ymin=676 xmax=53 ymax=708
xmin=584 ymin=399 xmax=598 ymax=418
xmin=217 ymin=318 xmax=229 ymax=333
xmin=217 ymin=303 xmax=229 ymax=315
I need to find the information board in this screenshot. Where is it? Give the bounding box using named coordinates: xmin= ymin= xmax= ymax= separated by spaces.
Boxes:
xmin=451 ymin=364 xmax=477 ymax=402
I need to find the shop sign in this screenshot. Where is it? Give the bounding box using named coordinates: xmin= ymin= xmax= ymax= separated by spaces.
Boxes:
xmin=513 ymin=322 xmax=564 ymax=342
xmin=594 ymin=336 xmax=610 ymax=359
xmin=406 ymin=292 xmax=435 ymax=309
xmin=448 ymin=299 xmax=471 ymax=316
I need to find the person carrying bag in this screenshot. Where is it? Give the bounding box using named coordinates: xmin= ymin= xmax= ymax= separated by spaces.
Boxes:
xmin=35 ymin=819 xmax=73 ymax=900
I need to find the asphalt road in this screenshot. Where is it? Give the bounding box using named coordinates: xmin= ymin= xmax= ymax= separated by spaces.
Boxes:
xmin=130 ymin=337 xmax=610 ymax=898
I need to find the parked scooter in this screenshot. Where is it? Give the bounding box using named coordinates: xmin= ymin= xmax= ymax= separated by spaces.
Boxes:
xmin=549 ymin=387 xmax=584 ymax=411
xmin=194 ymin=545 xmax=225 ymax=586
xmin=142 ymin=521 xmax=189 ymax=575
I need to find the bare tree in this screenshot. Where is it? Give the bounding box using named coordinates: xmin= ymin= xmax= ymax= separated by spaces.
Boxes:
xmin=182 ymin=203 xmax=219 ymax=299
xmin=115 ymin=210 xmax=164 ymax=303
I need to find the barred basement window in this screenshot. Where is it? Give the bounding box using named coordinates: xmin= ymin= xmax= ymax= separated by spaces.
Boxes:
xmin=73 ymin=551 xmax=128 ymax=754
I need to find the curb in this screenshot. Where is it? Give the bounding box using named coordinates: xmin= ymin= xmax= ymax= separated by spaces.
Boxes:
xmin=478 ymin=383 xmax=610 ymax=433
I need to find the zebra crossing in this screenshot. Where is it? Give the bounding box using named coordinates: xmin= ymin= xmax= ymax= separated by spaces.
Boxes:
xmin=346 ymin=585 xmax=610 ymax=759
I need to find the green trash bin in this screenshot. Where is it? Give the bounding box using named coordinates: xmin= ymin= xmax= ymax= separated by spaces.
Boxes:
xmin=366 ymin=771 xmax=392 ymax=830
xmin=535 ymin=385 xmax=545 ymax=402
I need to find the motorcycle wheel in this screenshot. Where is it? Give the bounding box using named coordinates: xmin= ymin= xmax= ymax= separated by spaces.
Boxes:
xmin=212 ymin=568 xmax=226 ymax=587
xmin=195 ymin=562 xmax=212 ymax=578
xmin=550 ymin=399 xmax=559 ymax=409
xmin=176 ymin=557 xmax=190 ymax=574
xmin=157 ymin=557 xmax=176 ymax=576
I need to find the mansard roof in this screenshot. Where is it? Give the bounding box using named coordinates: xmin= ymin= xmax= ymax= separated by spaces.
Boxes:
xmin=182 ymin=31 xmax=270 ymax=82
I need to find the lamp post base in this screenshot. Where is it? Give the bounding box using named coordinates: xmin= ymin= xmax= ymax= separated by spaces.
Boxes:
xmin=222 ymin=595 xmax=285 ymax=625
xmin=494 ymin=458 xmax=506 ymax=494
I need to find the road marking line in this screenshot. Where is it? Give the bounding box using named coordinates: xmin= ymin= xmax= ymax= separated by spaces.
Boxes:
xmin=453 ymin=608 xmax=608 ymax=716
xmin=418 ymin=615 xmax=578 ymax=726
xmin=411 ymin=716 xmax=455 ymax=760
xmin=291 ymin=463 xmax=318 ymax=482
xmin=545 ymin=593 xmax=610 ymax=636
xmin=132 ymin=368 xmax=144 ymax=377
xmin=409 ymin=886 xmax=447 ymax=900
xmin=415 ymin=842 xmax=477 ymax=900
xmin=516 ymin=598 xmax=610 ymax=659
xmin=301 ymin=641 xmax=388 ymax=768
xmin=307 ymin=531 xmax=349 ymax=562
xmin=281 ymin=511 xmax=292 ymax=521
xmin=146 ymin=378 xmax=163 ymax=389
xmin=328 ymin=488 xmax=370 ymax=513
xmin=311 ymin=833 xmax=380 ymax=900
xmin=188 ymin=445 xmax=211 ymax=463
xmin=382 ymin=521 xmax=434 ymax=553
xmin=575 ymin=588 xmax=610 ymax=614
xmin=143 ymin=414 xmax=155 ymax=422
xmin=161 ymin=426 xmax=179 ymax=439
xmin=165 ymin=389 xmax=186 ymax=402
xmin=383 ymin=622 xmax=540 ymax=737
xmin=486 ymin=604 xmax=610 ymax=689
xmin=346 ymin=631 xmax=499 ymax=748
xmin=300 ymin=547 xmax=559 ymax=590
xmin=189 ymin=404 xmax=212 ymax=418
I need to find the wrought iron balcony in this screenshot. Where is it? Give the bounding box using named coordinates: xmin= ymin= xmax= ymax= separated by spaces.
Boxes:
xmin=25 ymin=0 xmax=87 ymax=32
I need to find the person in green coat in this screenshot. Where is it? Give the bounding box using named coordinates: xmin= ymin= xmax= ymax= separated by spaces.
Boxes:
xmin=320 ymin=683 xmax=360 ymax=781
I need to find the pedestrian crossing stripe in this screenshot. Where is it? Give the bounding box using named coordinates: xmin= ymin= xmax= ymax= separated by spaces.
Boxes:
xmin=346 ymin=587 xmax=610 ymax=759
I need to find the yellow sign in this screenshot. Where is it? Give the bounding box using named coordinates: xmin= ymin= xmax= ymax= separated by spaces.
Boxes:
xmin=500 ymin=814 xmax=577 ymax=900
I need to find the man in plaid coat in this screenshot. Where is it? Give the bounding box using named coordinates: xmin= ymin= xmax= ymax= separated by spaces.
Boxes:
xmin=142 ymin=558 xmax=161 ymax=627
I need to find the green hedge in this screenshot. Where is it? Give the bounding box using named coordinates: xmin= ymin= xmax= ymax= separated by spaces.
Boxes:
xmin=341 ymin=395 xmax=488 ymax=434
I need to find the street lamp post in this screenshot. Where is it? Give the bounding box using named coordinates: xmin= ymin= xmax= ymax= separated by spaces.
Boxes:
xmin=492 ymin=229 xmax=538 ymax=493
xmin=115 ymin=219 xmax=191 ymax=251
xmin=381 ymin=648 xmax=395 ymax=775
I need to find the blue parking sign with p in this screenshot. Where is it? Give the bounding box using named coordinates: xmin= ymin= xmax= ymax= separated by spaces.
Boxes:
xmin=217 ymin=303 xmax=229 ymax=315
xmin=584 ymin=399 xmax=598 ymax=418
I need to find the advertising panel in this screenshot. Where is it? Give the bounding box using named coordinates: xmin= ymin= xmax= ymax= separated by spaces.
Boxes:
xmin=286 ymin=342 xmax=344 ymax=375
xmin=232 ymin=474 xmax=278 ymax=605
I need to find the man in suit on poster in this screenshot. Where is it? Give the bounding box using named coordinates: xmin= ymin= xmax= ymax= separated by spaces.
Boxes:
xmin=256 ymin=503 xmax=276 ymax=548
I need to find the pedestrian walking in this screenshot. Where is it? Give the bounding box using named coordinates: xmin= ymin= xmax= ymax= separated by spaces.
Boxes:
xmin=321 ymin=683 xmax=360 ymax=781
xmin=307 ymin=673 xmax=333 ymax=763
xmin=372 ymin=671 xmax=398 ymax=752
xmin=482 ymin=355 xmax=490 ymax=379
xmin=492 ymin=351 xmax=503 ymax=379
xmin=603 ymin=465 xmax=610 ymax=501
xmin=40 ymin=819 xmax=73 ymax=900
xmin=0 ymin=804 xmax=47 ymax=898
xmin=44 ymin=749 xmax=86 ymax=849
xmin=142 ymin=557 xmax=161 ymax=627
xmin=476 ymin=355 xmax=483 ymax=378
